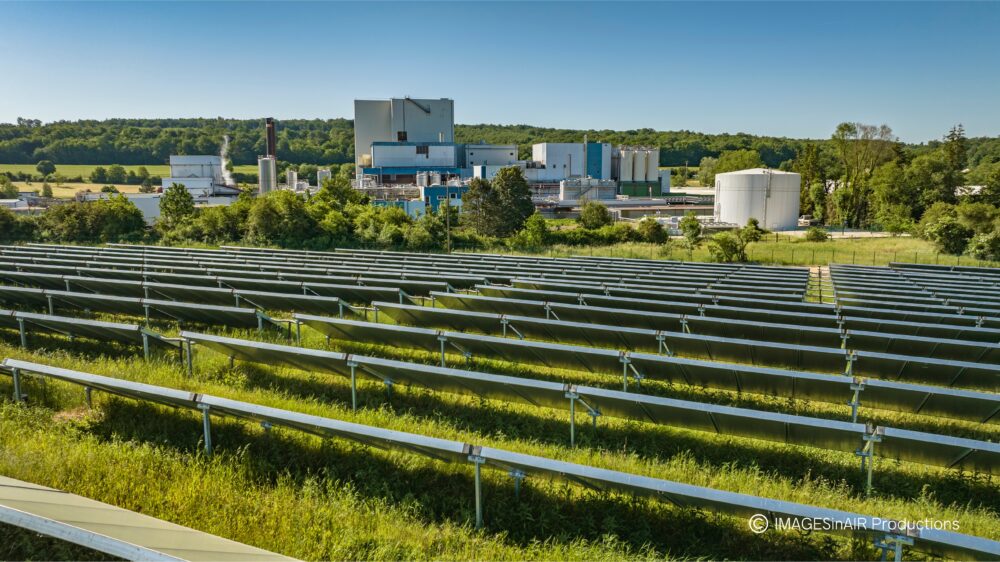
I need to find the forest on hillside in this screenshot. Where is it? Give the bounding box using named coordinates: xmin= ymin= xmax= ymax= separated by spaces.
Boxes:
xmin=5 ymin=117 xmax=997 ymax=169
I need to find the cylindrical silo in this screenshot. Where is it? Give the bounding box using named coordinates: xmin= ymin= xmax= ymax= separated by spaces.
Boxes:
xmin=632 ymin=150 xmax=646 ymax=182
xmin=714 ymin=168 xmax=801 ymax=230
xmin=258 ymin=156 xmax=277 ymax=194
xmin=645 ymin=148 xmax=659 ymax=186
xmin=619 ymin=149 xmax=634 ymax=182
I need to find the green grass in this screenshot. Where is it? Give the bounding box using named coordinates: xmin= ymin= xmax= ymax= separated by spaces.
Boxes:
xmin=1 ymin=312 xmax=999 ymax=560
xmin=483 ymin=234 xmax=1000 ymax=268
xmin=13 ymin=181 xmax=145 ymax=199
xmin=0 ymin=163 xmax=170 ymax=178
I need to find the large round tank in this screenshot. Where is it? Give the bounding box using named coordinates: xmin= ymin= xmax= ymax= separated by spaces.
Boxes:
xmin=619 ymin=149 xmax=634 ymax=182
xmin=632 ymin=150 xmax=646 ymax=182
xmin=645 ymin=148 xmax=659 ymax=184
xmin=714 ymin=168 xmax=800 ymax=230
xmin=258 ymin=156 xmax=277 ymax=194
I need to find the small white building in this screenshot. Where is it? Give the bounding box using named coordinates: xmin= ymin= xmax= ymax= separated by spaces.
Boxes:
xmin=0 ymin=199 xmax=28 ymax=209
xmin=162 ymin=155 xmax=237 ymax=197
xmin=714 ymin=168 xmax=801 ymax=231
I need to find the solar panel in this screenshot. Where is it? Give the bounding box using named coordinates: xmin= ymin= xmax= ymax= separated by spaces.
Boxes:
xmin=0 ymin=285 xmax=51 ymax=309
xmin=183 ymin=330 xmax=868 ymax=454
xmin=0 ymin=270 xmax=67 ymax=290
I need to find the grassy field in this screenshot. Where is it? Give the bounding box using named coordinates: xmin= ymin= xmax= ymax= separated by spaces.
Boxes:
xmin=483 ymin=233 xmax=999 ymax=268
xmin=1 ymin=294 xmax=999 ymax=560
xmin=0 ymin=163 xmax=170 ymax=178
xmin=13 ymin=181 xmax=145 ymax=199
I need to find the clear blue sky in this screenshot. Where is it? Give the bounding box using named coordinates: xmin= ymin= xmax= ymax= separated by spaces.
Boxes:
xmin=1 ymin=1 xmax=998 ymax=142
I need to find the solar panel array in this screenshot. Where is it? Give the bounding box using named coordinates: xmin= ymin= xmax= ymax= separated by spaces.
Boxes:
xmin=2 ymin=243 xmax=1000 ymax=560
xmin=4 ymin=358 xmax=998 ymax=562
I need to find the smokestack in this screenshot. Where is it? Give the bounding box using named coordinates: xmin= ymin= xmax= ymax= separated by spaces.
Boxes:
xmin=265 ymin=117 xmax=277 ymax=158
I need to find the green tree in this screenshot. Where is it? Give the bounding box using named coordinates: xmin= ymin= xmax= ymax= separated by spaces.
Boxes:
xmin=636 ymin=216 xmax=668 ymax=244
xmin=830 ymin=122 xmax=896 ymax=227
xmin=979 ymin=167 xmax=1000 ymax=207
xmin=678 ymin=211 xmax=702 ymax=258
xmin=578 ymin=200 xmax=613 ymax=229
xmin=461 ymin=177 xmax=502 ymax=237
xmin=698 ymin=150 xmax=764 ymax=187
xmin=106 ymin=164 xmax=127 ymax=184
xmin=925 ymin=216 xmax=973 ymax=255
xmin=696 ymin=156 xmax=718 ymax=187
xmin=943 ymin=124 xmax=967 ymax=172
xmin=0 ymin=176 xmax=18 ymax=199
xmin=509 ymin=212 xmax=550 ymax=250
xmin=966 ymin=231 xmax=1000 ymax=262
xmin=804 ymin=227 xmax=829 ymax=242
xmin=708 ymin=218 xmax=766 ymax=263
xmin=793 ymin=144 xmax=821 ymax=215
xmin=35 ymin=160 xmax=56 ymax=177
xmin=101 ymin=185 xmax=119 ymax=193
xmin=492 ymin=166 xmax=534 ymax=237
xmin=89 ymin=166 xmax=108 ymax=183
xmin=955 ymin=202 xmax=998 ymax=235
xmin=808 ymin=181 xmax=828 ymax=223
xmin=159 ymin=183 xmax=195 ymax=228
xmin=41 ymin=182 xmax=53 ymax=198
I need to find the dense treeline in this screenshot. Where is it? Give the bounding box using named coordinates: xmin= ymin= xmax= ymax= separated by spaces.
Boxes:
xmin=8 ymin=116 xmax=997 ymax=169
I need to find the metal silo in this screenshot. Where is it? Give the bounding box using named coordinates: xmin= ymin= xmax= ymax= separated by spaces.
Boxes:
xmin=715 ymin=168 xmax=801 ymax=230
xmin=619 ymin=149 xmax=634 ymax=182
xmin=645 ymin=148 xmax=659 ymax=186
xmin=632 ymin=150 xmax=646 ymax=182
xmin=258 ymin=156 xmax=277 ymax=194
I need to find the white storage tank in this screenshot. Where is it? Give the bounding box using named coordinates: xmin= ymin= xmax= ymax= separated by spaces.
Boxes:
xmin=632 ymin=150 xmax=646 ymax=182
xmin=645 ymin=149 xmax=659 ymax=184
xmin=619 ymin=149 xmax=634 ymax=182
xmin=258 ymin=156 xmax=277 ymax=194
xmin=714 ymin=168 xmax=801 ymax=231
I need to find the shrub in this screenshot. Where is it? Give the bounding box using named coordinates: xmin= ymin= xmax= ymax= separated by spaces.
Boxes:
xmin=804 ymin=227 xmax=829 ymax=242
xmin=636 ymin=217 xmax=668 ymax=244
xmin=925 ymin=216 xmax=973 ymax=255
xmin=578 ymin=200 xmax=613 ymax=229
xmin=966 ymin=231 xmax=1000 ymax=262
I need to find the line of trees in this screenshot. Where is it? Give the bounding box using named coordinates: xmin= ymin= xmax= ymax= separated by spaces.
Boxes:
xmin=7 ymin=117 xmax=996 ymax=170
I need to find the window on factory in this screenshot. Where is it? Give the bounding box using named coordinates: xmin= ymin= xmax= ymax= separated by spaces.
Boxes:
xmin=416 ymin=145 xmax=429 ymax=156
xmin=397 ymin=132 xmax=407 ymax=141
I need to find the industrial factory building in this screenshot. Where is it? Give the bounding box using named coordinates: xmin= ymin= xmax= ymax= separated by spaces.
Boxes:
xmin=714 ymin=168 xmax=800 ymax=230
xmin=160 ymin=155 xmax=239 ymax=197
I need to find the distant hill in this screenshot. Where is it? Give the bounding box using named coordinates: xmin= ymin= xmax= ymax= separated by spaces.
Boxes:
xmin=1 ymin=118 xmax=997 ymax=169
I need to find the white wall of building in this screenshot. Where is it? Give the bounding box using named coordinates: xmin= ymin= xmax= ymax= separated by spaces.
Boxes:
xmin=354 ymin=98 xmax=454 ymax=171
xmin=371 ymin=144 xmax=458 ymax=168
xmin=532 ymin=143 xmax=584 ymax=178
xmin=714 ymin=168 xmax=801 ymax=230
xmin=465 ymin=144 xmax=517 ymax=167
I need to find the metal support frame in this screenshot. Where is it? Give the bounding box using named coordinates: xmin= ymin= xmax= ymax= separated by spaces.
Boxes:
xmin=856 ymin=425 xmax=883 ymax=497
xmin=848 ymin=378 xmax=865 ymax=423
xmin=564 ymin=387 xmax=600 ymax=447
xmin=141 ymin=332 xmax=150 ymax=361
xmin=185 ymin=340 xmax=194 ymax=377
xmin=656 ymin=333 xmax=672 ymax=357
xmin=438 ymin=335 xmax=448 ymax=367
xmin=84 ymin=386 xmax=93 ymax=408
xmin=508 ymin=469 xmax=526 ymax=499
xmin=844 ymin=351 xmax=857 ymax=376
xmin=680 ymin=317 xmax=690 ymax=334
xmin=17 ymin=317 xmax=27 ymax=349
xmin=143 ymin=304 xmax=151 ymax=326
xmin=874 ymin=533 xmax=913 ymax=562
xmin=347 ymin=359 xmax=359 ymax=412
xmin=46 ymin=295 xmax=54 ymax=315
xmin=198 ymin=404 xmax=212 ymax=455
xmin=11 ymin=367 xmax=22 ymax=403
xmin=295 ymin=320 xmax=302 ymax=345
xmin=469 ymin=453 xmax=486 ymax=529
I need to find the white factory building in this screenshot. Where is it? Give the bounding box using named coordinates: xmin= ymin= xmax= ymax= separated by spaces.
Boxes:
xmin=714 ymin=168 xmax=801 ymax=231
xmin=354 ymin=97 xmax=455 ymax=174
xmin=161 ymin=155 xmax=238 ymax=197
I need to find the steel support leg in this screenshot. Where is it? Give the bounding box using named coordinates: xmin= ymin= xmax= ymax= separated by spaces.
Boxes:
xmin=46 ymin=295 xmax=54 ymax=315
xmin=142 ymin=332 xmax=150 ymax=361
xmin=348 ymin=361 xmax=358 ymax=412
xmin=295 ymin=321 xmax=302 ymax=345
xmin=848 ymin=380 xmax=864 ymax=423
xmin=17 ymin=318 xmax=26 ymax=349
xmin=185 ymin=340 xmax=194 ymax=377
xmin=199 ymin=404 xmax=212 ymax=455
xmin=439 ymin=336 xmax=447 ymax=367
xmin=84 ymin=387 xmax=92 ymax=409
xmin=509 ymin=469 xmax=525 ymax=499
xmin=471 ymin=456 xmax=485 ymax=529
xmin=11 ymin=368 xmax=22 ymax=403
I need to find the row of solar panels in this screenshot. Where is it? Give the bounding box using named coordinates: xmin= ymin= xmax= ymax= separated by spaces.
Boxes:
xmin=435 ymin=291 xmax=1000 ymax=344
xmin=373 ymin=301 xmax=1000 ymax=371
xmin=831 ymin=265 xmax=1000 ymax=315
xmin=3 ymin=245 xmax=806 ymax=298
xmin=3 ymin=357 xmax=996 ymax=561
xmin=480 ymin=283 xmax=1000 ymax=331
xmin=844 ymin=263 xmax=1000 ymax=294
xmin=0 ymin=270 xmax=403 ymax=309
xmin=837 ymin=267 xmax=1000 ymax=310
xmin=182 ymin=330 xmax=1000 ymax=476
xmin=0 ymin=308 xmax=178 ymax=353
xmin=0 ymin=285 xmax=268 ymax=329
xmin=293 ymin=314 xmax=1000 ymax=424
xmin=892 ymin=261 xmax=1000 ymax=280
xmin=2 ymin=245 xmax=808 ymax=300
